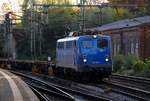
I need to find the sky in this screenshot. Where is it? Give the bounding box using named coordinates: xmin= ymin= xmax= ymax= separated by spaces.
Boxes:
xmin=0 ymin=0 xmax=22 ymax=20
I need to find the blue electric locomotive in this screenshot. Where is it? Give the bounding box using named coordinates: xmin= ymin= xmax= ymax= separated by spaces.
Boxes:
xmin=56 ymin=35 xmax=112 ymax=78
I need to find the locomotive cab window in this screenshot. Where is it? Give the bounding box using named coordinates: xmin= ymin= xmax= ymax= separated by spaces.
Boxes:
xmin=98 ymin=39 xmax=108 ymax=48
xmin=57 ymin=42 xmax=64 ymax=49
xmin=81 ymin=40 xmax=94 ymax=48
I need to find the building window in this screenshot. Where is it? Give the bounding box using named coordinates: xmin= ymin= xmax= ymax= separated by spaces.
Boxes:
xmin=135 ymin=42 xmax=139 ymax=56
xmin=113 ymin=41 xmax=116 ymax=56
xmin=131 ymin=42 xmax=134 ymax=54
xmin=117 ymin=42 xmax=120 ymax=53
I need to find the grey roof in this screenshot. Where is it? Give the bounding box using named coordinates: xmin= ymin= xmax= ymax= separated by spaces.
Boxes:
xmin=88 ymin=16 xmax=150 ymax=31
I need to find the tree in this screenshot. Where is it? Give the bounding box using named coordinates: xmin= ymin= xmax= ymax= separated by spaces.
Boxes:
xmin=17 ymin=0 xmax=80 ymax=60
xmin=16 ymin=0 xmax=148 ymax=60
xmin=85 ymin=0 xmax=108 ymax=5
xmin=108 ymin=0 xmax=150 ymax=16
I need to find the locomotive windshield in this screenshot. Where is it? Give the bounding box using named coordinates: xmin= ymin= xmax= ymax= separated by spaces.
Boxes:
xmin=81 ymin=40 xmax=94 ymax=48
xmin=98 ymin=39 xmax=108 ymax=48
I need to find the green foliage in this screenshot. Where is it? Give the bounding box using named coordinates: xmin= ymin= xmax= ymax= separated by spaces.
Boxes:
xmin=145 ymin=60 xmax=150 ymax=69
xmin=108 ymin=0 xmax=125 ymax=3
xmin=113 ymin=54 xmax=125 ymax=72
xmin=84 ymin=7 xmax=133 ymax=27
xmin=113 ymin=54 xmax=150 ymax=78
xmin=133 ymin=60 xmax=148 ymax=72
xmin=113 ymin=54 xmax=139 ymax=72
xmin=108 ymin=0 xmax=150 ymax=16
xmin=123 ymin=55 xmax=139 ymax=69
xmin=16 ymin=0 xmax=148 ymax=60
xmin=18 ymin=1 xmax=81 ymax=60
xmin=134 ymin=59 xmax=150 ymax=77
xmin=113 ymin=8 xmax=134 ymax=21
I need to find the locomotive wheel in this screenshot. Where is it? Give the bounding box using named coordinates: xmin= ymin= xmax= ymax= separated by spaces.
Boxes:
xmin=55 ymin=67 xmax=65 ymax=78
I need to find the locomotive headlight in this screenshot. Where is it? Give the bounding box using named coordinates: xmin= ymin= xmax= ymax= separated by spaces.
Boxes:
xmin=105 ymin=58 xmax=109 ymax=62
xmin=93 ymin=35 xmax=97 ymax=38
xmin=83 ymin=59 xmax=87 ymax=62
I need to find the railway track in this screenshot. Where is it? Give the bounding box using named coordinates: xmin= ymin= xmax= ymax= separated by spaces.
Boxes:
xmin=102 ymin=73 xmax=150 ymax=100
xmin=11 ymin=71 xmax=78 ymax=101
xmin=29 ymin=86 xmax=50 ymax=101
xmin=11 ymin=70 xmax=148 ymax=101
xmin=11 ymin=71 xmax=111 ymax=101
xmin=111 ymin=73 xmax=150 ymax=91
xmin=28 ymin=82 xmax=74 ymax=101
xmin=27 ymin=79 xmax=76 ymax=101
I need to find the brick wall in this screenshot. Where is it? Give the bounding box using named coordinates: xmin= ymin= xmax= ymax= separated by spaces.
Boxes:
xmin=102 ymin=28 xmax=140 ymax=57
xmin=139 ymin=26 xmax=150 ymax=59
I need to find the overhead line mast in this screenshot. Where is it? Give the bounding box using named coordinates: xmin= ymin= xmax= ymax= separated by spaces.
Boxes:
xmin=80 ymin=0 xmax=86 ymax=34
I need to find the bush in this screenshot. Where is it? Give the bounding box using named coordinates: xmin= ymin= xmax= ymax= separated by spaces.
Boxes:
xmin=113 ymin=55 xmax=150 ymax=78
xmin=113 ymin=54 xmax=139 ymax=72
xmin=145 ymin=60 xmax=150 ymax=69
xmin=113 ymin=54 xmax=125 ymax=72
xmin=133 ymin=60 xmax=148 ymax=73
xmin=123 ymin=55 xmax=139 ymax=70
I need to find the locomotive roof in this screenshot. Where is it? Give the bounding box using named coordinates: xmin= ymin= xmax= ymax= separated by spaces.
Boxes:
xmin=57 ymin=37 xmax=79 ymax=42
xmin=57 ymin=35 xmax=109 ymax=42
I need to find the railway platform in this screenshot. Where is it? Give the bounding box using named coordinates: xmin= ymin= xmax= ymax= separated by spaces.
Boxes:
xmin=0 ymin=69 xmax=39 ymax=101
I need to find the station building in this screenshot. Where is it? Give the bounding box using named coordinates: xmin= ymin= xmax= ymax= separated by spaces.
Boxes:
xmin=87 ymin=16 xmax=150 ymax=59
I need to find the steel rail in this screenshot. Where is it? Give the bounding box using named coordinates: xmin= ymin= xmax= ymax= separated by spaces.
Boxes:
xmin=28 ymin=82 xmax=74 ymax=100
xmin=36 ymin=74 xmax=148 ymax=101
xmin=103 ymin=79 xmax=148 ymax=100
xmin=110 ymin=73 xmax=150 ymax=92
xmin=112 ymin=73 xmax=150 ymax=84
xmin=29 ymin=86 xmax=50 ymax=101
xmin=11 ymin=71 xmax=111 ymax=101
xmin=11 ymin=71 xmax=76 ymax=100
xmin=21 ymin=71 xmax=143 ymax=101
xmin=102 ymin=73 xmax=150 ymax=100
